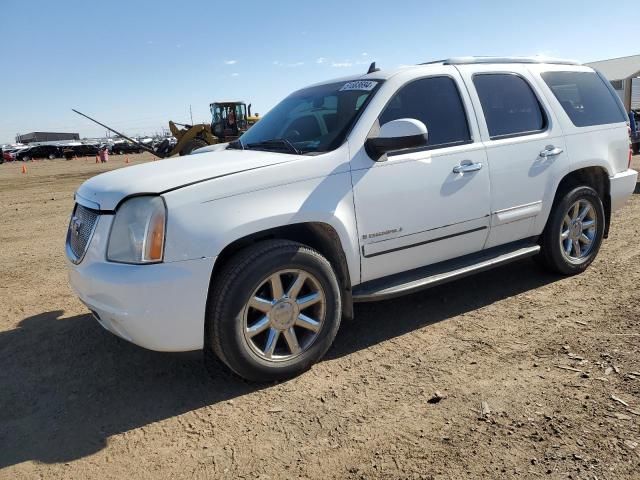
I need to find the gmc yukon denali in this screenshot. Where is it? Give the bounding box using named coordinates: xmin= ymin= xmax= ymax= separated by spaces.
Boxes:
xmin=66 ymin=57 xmax=638 ymax=381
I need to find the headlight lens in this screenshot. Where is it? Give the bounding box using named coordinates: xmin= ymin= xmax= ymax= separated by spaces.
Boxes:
xmin=107 ymin=196 xmax=166 ymax=264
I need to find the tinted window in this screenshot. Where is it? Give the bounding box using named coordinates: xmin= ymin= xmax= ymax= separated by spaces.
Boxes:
xmin=474 ymin=74 xmax=546 ymax=138
xmin=379 ymin=76 xmax=470 ymax=148
xmin=541 ymin=71 xmax=627 ymax=127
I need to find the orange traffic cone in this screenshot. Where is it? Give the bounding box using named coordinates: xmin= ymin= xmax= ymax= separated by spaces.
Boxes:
xmin=125 ymin=155 xmax=130 ymax=164
xmin=21 ymin=164 xmax=27 ymax=174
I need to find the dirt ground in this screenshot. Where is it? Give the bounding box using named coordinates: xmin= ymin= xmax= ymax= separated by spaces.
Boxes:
xmin=0 ymin=153 xmax=639 ymax=480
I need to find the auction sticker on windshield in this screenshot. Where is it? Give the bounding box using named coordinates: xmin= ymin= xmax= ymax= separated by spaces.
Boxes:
xmin=339 ymin=80 xmax=378 ymax=92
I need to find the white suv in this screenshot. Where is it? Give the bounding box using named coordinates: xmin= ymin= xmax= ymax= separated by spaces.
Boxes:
xmin=67 ymin=57 xmax=637 ymax=381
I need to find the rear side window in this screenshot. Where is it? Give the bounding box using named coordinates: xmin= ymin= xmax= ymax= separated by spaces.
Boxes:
xmin=379 ymin=76 xmax=470 ymax=148
xmin=541 ymin=71 xmax=628 ymax=127
xmin=473 ymin=74 xmax=546 ymax=138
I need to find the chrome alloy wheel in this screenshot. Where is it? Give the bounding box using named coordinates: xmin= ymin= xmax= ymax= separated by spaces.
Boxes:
xmin=242 ymin=269 xmax=326 ymax=362
xmin=560 ymin=199 xmax=597 ymax=263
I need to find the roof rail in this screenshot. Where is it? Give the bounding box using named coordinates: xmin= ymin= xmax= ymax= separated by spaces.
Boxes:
xmin=420 ymin=56 xmax=581 ymax=66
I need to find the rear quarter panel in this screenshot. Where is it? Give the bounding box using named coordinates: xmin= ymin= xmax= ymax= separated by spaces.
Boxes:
xmin=527 ymin=64 xmax=630 ymax=233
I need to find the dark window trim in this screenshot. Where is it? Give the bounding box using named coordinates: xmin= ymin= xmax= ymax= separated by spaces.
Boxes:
xmin=472 ymin=71 xmax=550 ymax=141
xmin=370 ymin=74 xmax=475 ymax=160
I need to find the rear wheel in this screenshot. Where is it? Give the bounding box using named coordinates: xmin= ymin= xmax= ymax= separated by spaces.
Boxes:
xmin=48 ymin=153 xmax=56 ymax=160
xmin=205 ymin=240 xmax=342 ymax=382
xmin=537 ymin=185 xmax=605 ymax=275
xmin=179 ymin=138 xmax=209 ymax=156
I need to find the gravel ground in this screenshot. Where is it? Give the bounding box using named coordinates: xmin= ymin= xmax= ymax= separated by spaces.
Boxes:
xmin=1 ymin=154 xmax=639 ymax=479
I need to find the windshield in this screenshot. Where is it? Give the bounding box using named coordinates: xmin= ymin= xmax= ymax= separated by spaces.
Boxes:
xmin=238 ymin=80 xmax=381 ymax=154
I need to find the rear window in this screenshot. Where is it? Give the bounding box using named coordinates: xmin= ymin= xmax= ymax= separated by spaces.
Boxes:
xmin=541 ymin=71 xmax=627 ymax=127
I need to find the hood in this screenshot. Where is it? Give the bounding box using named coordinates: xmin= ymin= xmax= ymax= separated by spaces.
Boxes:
xmin=76 ymin=149 xmax=296 ymax=211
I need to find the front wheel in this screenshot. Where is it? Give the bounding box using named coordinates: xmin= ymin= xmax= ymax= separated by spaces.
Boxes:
xmin=537 ymin=186 xmax=605 ymax=275
xmin=205 ymin=240 xmax=342 ymax=382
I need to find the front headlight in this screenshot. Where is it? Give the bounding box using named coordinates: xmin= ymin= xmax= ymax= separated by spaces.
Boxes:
xmin=107 ymin=196 xmax=166 ymax=264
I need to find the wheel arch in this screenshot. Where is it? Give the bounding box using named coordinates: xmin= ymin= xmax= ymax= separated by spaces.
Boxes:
xmin=207 ymin=222 xmax=354 ymax=322
xmin=550 ymin=166 xmax=611 ymax=237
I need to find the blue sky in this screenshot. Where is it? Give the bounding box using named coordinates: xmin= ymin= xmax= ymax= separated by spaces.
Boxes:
xmin=1 ymin=0 xmax=637 ymax=143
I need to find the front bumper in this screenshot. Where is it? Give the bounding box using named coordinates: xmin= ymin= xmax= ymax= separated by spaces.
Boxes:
xmin=67 ymin=214 xmax=215 ymax=352
xmin=610 ymin=168 xmax=638 ymax=212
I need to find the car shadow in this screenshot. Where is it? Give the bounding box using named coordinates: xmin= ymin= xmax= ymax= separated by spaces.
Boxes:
xmin=329 ymin=258 xmax=559 ymax=360
xmin=0 ymin=259 xmax=560 ymax=468
xmin=0 ymin=311 xmax=258 ymax=468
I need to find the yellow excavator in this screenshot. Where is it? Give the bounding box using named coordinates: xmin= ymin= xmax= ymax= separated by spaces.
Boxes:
xmin=166 ymin=101 xmax=260 ymax=156
xmin=73 ymin=101 xmax=260 ymax=158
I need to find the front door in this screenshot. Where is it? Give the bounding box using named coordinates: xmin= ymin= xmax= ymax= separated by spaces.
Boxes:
xmin=351 ymin=72 xmax=491 ymax=282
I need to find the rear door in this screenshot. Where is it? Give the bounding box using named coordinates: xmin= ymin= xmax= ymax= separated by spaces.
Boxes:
xmin=457 ymin=64 xmax=569 ymax=248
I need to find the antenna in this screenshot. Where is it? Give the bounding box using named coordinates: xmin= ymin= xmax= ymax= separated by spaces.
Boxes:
xmin=367 ymin=62 xmax=380 ymax=74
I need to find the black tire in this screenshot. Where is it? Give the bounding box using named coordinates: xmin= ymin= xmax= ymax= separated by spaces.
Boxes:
xmin=537 ymin=185 xmax=605 ymax=275
xmin=179 ymin=138 xmax=209 ymax=156
xmin=205 ymin=240 xmax=342 ymax=382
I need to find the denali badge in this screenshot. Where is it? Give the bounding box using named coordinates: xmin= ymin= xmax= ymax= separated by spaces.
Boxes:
xmin=70 ymin=216 xmax=83 ymax=237
xmin=362 ymin=227 xmax=403 ymax=240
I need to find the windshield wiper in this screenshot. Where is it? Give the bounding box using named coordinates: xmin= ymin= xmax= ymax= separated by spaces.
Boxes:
xmin=245 ymin=138 xmax=301 ymax=155
xmin=227 ymin=140 xmax=244 ymax=150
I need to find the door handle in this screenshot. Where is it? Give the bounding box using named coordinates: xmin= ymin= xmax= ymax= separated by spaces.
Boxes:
xmin=539 ymin=145 xmax=564 ymax=158
xmin=453 ymin=161 xmax=483 ymax=174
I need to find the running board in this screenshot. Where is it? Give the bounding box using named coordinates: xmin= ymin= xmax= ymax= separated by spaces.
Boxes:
xmin=352 ymin=242 xmax=540 ymax=302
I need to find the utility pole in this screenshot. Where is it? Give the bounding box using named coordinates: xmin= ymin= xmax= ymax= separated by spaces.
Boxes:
xmin=190 ymin=104 xmax=194 ymax=125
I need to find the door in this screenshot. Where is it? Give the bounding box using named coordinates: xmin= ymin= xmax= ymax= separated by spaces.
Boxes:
xmin=351 ymin=73 xmax=491 ymax=282
xmin=457 ymin=65 xmax=570 ymax=248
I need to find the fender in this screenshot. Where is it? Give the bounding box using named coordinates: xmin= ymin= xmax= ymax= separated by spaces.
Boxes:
xmin=162 ymin=151 xmax=362 ymax=286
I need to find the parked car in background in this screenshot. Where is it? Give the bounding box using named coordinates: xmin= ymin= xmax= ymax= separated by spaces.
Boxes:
xmin=631 ymin=110 xmax=640 ymax=155
xmin=2 ymin=147 xmax=27 ymax=162
xmin=15 ymin=144 xmax=63 ymax=161
xmin=109 ymin=141 xmax=143 ymax=155
xmin=67 ymin=57 xmax=637 ymax=381
xmin=62 ymin=143 xmax=101 ymax=159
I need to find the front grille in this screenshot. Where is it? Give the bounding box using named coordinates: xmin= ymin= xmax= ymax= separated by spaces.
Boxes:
xmin=66 ymin=204 xmax=99 ymax=263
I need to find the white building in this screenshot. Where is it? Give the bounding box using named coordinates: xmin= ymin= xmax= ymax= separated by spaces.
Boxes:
xmin=586 ymin=54 xmax=640 ymax=112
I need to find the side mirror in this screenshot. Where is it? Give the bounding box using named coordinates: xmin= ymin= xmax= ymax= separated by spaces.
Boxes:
xmin=365 ymin=118 xmax=428 ymax=160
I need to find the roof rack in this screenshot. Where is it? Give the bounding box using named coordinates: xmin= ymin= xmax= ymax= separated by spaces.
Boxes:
xmin=420 ymin=56 xmax=580 ymax=66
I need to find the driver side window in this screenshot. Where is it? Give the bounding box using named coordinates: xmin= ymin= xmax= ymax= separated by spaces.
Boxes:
xmin=380 ymin=76 xmax=471 ymax=148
